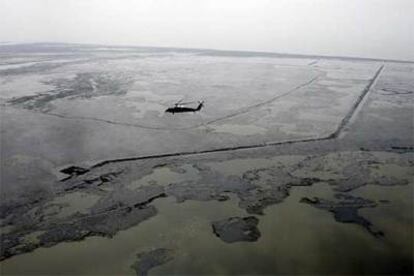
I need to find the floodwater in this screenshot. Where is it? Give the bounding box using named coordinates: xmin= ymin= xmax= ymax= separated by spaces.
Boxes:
xmin=1 ymin=44 xmax=413 ymax=275
xmin=2 ymin=182 xmax=412 ymax=275
xmin=211 ymin=124 xmax=268 ymax=136
xmin=43 ymin=192 xmax=101 ymax=219
xmin=128 ymin=164 xmax=200 ymax=190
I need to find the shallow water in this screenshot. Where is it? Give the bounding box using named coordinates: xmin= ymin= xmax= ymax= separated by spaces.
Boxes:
xmin=155 ymin=183 xmax=413 ymax=275
xmin=211 ymin=124 xmax=268 ymax=136
xmin=1 ymin=182 xmax=412 ymax=275
xmin=128 ymin=164 xmax=200 ymax=190
xmin=45 ymin=192 xmax=101 ymax=219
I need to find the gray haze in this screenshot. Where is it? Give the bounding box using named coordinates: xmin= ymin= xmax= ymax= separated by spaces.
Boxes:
xmin=1 ymin=0 xmax=413 ymax=60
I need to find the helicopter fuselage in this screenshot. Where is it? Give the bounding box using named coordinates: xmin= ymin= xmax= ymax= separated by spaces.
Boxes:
xmin=165 ymin=102 xmax=203 ymax=114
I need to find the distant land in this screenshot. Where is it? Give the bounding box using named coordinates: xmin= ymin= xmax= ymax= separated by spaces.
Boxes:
xmin=1 ymin=42 xmax=413 ymax=64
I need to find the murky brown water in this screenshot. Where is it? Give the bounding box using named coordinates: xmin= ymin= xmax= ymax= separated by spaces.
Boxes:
xmin=1 ymin=182 xmax=412 ymax=275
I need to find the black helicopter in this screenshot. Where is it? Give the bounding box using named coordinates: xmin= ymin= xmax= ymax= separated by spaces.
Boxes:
xmin=165 ymin=100 xmax=204 ymax=114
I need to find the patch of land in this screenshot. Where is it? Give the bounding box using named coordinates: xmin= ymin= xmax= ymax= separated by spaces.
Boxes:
xmin=212 ymin=216 xmax=261 ymax=243
xmin=131 ymin=248 xmax=174 ymax=276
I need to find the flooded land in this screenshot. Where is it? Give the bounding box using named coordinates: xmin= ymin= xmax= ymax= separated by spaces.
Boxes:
xmin=0 ymin=43 xmax=413 ymax=275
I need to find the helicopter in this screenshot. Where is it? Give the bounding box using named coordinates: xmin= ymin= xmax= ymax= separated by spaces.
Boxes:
xmin=165 ymin=100 xmax=204 ymax=114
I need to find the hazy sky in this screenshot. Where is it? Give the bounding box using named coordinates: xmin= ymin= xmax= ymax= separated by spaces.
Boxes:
xmin=1 ymin=0 xmax=413 ymax=60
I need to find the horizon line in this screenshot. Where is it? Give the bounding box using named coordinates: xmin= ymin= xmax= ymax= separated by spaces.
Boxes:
xmin=1 ymin=41 xmax=413 ymax=64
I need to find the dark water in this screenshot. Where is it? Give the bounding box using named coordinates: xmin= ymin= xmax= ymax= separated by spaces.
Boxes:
xmin=2 ymin=182 xmax=412 ymax=275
